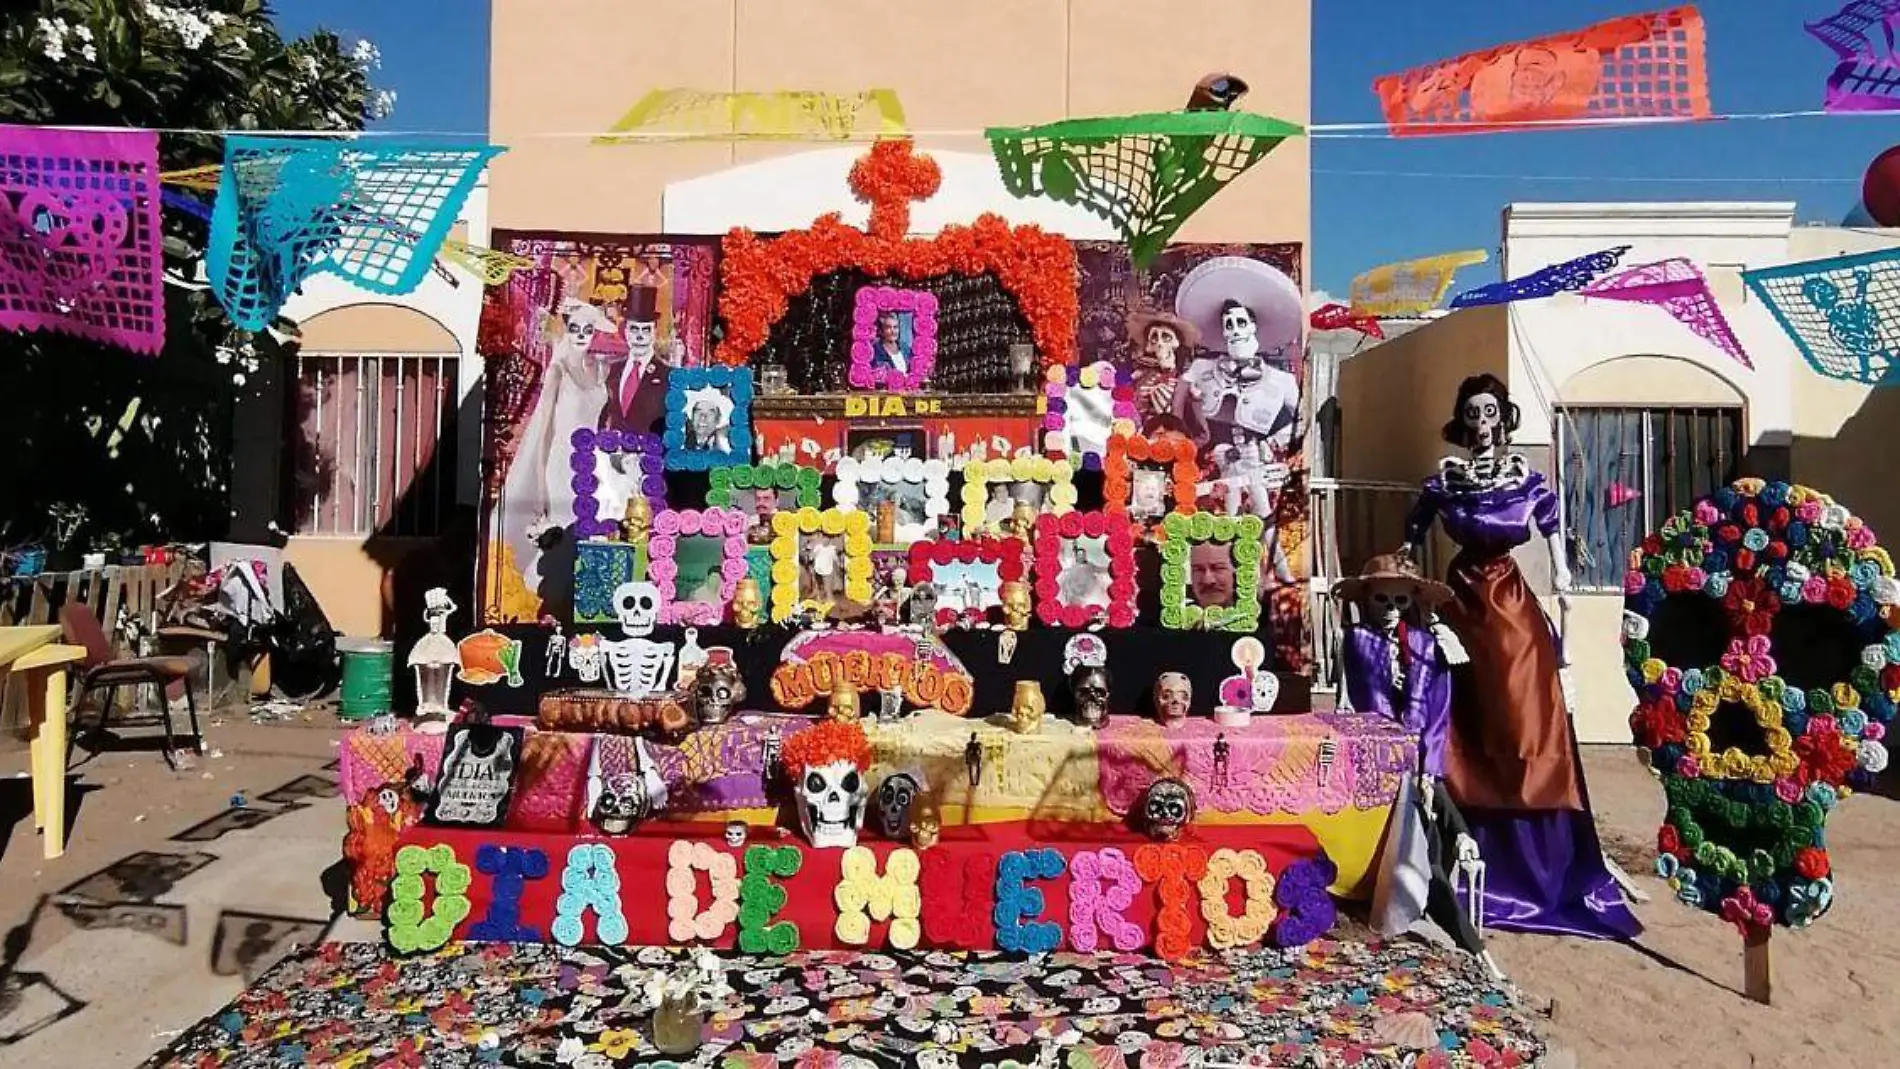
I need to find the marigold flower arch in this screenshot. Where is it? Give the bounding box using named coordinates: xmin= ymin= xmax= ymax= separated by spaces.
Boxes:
xmin=711 ymin=139 xmax=1079 ymax=369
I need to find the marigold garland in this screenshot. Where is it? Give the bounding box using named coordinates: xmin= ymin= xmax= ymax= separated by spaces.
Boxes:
xmin=1625 ymin=478 xmax=1895 ymax=932
xmin=714 ymin=141 xmax=1078 ymax=369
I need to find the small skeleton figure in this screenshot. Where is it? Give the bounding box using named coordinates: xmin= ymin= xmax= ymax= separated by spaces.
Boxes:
xmin=543 ymin=622 xmax=567 ymax=679
xmin=760 ymin=725 xmax=783 ymax=783
xmin=1317 ymin=737 xmax=1338 ymax=788
xmin=1213 ymin=732 xmax=1231 ymax=787
xmin=964 ymin=732 xmax=984 ymax=787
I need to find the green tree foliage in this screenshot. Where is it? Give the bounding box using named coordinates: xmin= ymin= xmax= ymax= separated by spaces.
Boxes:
xmin=0 ymin=0 xmax=378 ymax=559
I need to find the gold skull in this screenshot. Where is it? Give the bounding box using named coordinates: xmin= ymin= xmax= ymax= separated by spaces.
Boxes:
xmin=1008 ymin=680 xmax=1045 ymax=734
xmin=1006 ymin=500 xmax=1038 ymax=540
xmin=731 ymin=577 xmax=764 ymax=628
xmin=909 ymin=796 xmax=942 ymax=850
xmin=621 ymin=494 xmax=652 ymax=544
xmin=827 ymin=681 xmax=862 ymax=722
xmin=1000 ymin=581 xmax=1032 ymax=630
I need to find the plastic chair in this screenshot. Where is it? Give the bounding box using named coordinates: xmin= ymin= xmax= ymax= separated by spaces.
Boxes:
xmin=61 ymin=602 xmax=204 ymax=766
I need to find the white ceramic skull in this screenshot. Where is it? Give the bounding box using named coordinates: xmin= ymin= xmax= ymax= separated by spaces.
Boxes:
xmin=613 ymin=581 xmax=661 ymax=637
xmin=568 ymin=636 xmax=604 ymax=683
xmin=1363 ymin=577 xmax=1415 ymax=633
xmin=796 ymin=759 xmax=868 ymax=849
xmin=724 ymin=821 xmax=747 ymax=848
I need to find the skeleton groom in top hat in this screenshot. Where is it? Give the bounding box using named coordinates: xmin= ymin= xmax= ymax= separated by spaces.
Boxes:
xmin=600 ymin=284 xmax=673 ymax=437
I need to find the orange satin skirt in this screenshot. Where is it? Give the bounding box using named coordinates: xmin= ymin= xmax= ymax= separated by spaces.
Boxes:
xmin=1440 ymin=552 xmax=1585 ymax=812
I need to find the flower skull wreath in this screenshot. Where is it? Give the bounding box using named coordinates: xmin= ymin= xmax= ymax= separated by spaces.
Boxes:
xmin=1625 ymin=479 xmax=1898 ymax=933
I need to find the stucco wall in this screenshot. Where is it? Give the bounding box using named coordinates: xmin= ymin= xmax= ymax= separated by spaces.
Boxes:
xmin=488 ymin=0 xmax=1311 ymax=246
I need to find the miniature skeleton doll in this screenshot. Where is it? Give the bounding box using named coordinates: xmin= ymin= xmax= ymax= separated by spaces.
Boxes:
xmin=1139 ymin=777 xmax=1196 ymax=842
xmin=1068 ymin=664 xmax=1112 ymax=729
xmin=1008 ymin=680 xmax=1046 ymax=735
xmin=1213 ymin=732 xmax=1231 ymax=787
xmin=874 ymin=772 xmax=923 ymax=841
xmin=542 ymin=619 xmax=567 ymax=680
xmin=782 ymin=719 xmax=872 ymax=849
xmin=691 ymin=658 xmax=746 ymax=727
xmin=1155 ymin=672 xmax=1192 ymax=726
xmin=965 ymin=731 xmax=984 ymax=786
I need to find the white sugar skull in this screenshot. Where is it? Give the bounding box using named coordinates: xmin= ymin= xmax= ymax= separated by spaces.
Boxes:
xmin=724 ymin=821 xmax=747 ymax=848
xmin=796 ymin=760 xmax=868 ymax=849
xmin=874 ymin=772 xmax=921 ymax=840
xmin=568 ymin=635 xmax=604 ymax=683
xmin=1251 ymin=671 xmax=1281 ymax=712
xmin=613 ymin=580 xmax=661 ymax=637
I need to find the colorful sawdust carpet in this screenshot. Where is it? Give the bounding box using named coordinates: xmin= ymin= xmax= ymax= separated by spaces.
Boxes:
xmin=143 ymin=939 xmax=1545 ymax=1068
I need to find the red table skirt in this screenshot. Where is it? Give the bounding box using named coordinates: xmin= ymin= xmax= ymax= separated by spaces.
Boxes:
xmin=394 ymin=819 xmax=1324 ymax=954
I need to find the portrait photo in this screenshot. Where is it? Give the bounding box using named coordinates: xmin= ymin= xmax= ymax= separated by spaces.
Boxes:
xmin=849 ymin=286 xmax=939 ymax=391
xmin=663 ymin=366 xmax=755 ymax=471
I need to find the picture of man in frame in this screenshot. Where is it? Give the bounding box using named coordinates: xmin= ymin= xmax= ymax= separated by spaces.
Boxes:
xmin=870 ymin=309 xmax=915 ymax=374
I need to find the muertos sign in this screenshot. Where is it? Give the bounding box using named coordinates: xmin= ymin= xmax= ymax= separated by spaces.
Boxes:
xmin=381 ymin=825 xmax=1336 ymax=959
xmin=769 ymin=631 xmax=975 ymax=717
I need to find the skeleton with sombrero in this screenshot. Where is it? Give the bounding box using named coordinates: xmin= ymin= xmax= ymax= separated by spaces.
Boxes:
xmin=1125 ymin=306 xmax=1198 ymax=437
xmin=1334 ymin=554 xmax=1498 ymax=973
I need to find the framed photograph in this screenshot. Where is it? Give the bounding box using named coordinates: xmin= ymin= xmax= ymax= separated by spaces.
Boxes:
xmin=647 ymin=507 xmax=751 ymax=625
xmin=849 ymin=286 xmax=939 ymax=392
xmin=1042 ymin=360 xmax=1136 ymax=467
xmin=423 ymin=723 xmax=525 ymax=829
xmin=1158 ymin=512 xmax=1265 ymax=632
xmin=1032 ymin=511 xmax=1137 ymax=629
xmin=1104 ymin=433 xmax=1199 ymax=524
xmin=568 ymin=429 xmax=666 ymax=541
xmin=664 ymin=366 xmax=754 ymax=470
xmin=767 ymin=508 xmax=875 ymax=622
xmin=707 ymin=462 xmax=822 ymax=543
xmin=844 ymin=425 xmax=929 ymax=462
xmin=832 ymin=454 xmax=951 ymax=544
xmin=959 ymin=455 xmax=1078 ymax=534
xmin=907 ymin=536 xmax=1027 ymax=625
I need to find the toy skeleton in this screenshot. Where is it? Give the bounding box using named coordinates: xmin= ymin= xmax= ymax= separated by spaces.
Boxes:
xmin=544 ymin=623 xmax=567 ymax=680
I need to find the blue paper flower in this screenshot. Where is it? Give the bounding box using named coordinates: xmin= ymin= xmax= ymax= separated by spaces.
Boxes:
xmin=1714 ymin=488 xmax=1741 ymax=513
xmin=1703 ymin=550 xmax=1731 ymax=573
xmin=1784 ymin=687 xmax=1807 ymax=714
xmin=1682 ymin=668 xmax=1707 ymax=694
xmin=1705 ymin=573 xmax=1731 ymax=599
xmin=1787 ymin=520 xmax=1810 ymax=547
xmin=1761 ymin=481 xmax=1790 ymax=508
xmin=1743 ymin=528 xmax=1770 ymax=552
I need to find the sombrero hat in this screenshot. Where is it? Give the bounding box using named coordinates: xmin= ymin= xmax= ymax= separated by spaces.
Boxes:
xmin=1125 ymin=307 xmax=1200 ymax=351
xmin=1173 ymin=256 xmax=1304 ymax=356
xmin=1329 ymin=553 xmax=1452 ymax=608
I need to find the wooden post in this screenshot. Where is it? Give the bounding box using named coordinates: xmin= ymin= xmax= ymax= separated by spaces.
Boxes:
xmin=1743 ymin=925 xmax=1773 ymax=1005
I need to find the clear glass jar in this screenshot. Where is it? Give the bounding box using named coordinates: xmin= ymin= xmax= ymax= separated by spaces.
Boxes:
xmin=650 ymin=996 xmax=705 ymax=1055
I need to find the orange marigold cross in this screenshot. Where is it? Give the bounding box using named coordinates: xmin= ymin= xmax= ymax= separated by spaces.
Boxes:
xmin=850 ymin=139 xmax=942 ymax=240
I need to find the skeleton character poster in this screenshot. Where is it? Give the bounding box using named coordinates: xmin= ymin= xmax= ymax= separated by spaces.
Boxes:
xmin=1078 ymin=242 xmax=1311 ymax=673
xmin=476 ymin=232 xmax=719 ymax=623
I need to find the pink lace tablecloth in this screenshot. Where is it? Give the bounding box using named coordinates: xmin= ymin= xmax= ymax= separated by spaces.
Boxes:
xmin=338 ymin=713 xmax=805 ymax=832
xmin=1096 ymin=713 xmax=1416 ymax=818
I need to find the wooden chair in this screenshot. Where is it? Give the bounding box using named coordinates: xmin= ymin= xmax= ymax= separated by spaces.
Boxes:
xmin=60 ymin=602 xmax=204 ymax=766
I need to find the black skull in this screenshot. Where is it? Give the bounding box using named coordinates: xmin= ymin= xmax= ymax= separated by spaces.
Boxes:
xmin=875 ymin=772 xmax=921 ymax=839
xmin=1069 ymin=665 xmax=1112 ymax=728
xmin=1139 ymin=777 xmax=1195 ymax=842
xmin=692 ymin=663 xmax=746 ymax=726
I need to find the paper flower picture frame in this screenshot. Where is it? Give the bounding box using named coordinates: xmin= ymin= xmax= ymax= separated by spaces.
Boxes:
xmin=1158 ymin=512 xmax=1265 ymax=632
xmin=960 ymin=455 xmax=1078 ymax=533
xmin=1033 ymin=511 xmax=1137 ymax=629
xmin=907 ymin=536 xmax=1027 ymax=626
xmin=849 ymin=285 xmax=939 ymax=392
xmin=832 ymin=454 xmax=951 ymax=544
xmin=768 ymin=508 xmax=875 ymax=622
xmin=706 ymin=462 xmax=823 ymax=511
xmin=1104 ymin=433 xmax=1199 ymax=523
xmin=664 ymin=366 xmax=754 ymax=471
xmin=569 ymin=428 xmax=666 ymax=540
xmin=648 ymin=507 xmax=751 ymax=625
xmin=1043 ymin=361 xmax=1137 ymax=468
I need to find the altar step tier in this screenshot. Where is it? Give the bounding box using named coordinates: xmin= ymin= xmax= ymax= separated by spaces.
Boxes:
xmin=341 ymin=710 xmax=1415 ymax=898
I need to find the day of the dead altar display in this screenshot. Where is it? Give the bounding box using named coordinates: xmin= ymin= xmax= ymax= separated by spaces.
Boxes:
xmin=343 ymin=141 xmax=1422 ymax=984
xmin=1625 ymin=478 xmax=1896 ymax=1003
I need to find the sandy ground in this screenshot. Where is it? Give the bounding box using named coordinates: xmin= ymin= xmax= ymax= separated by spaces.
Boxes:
xmin=2 ymin=720 xmax=1898 ymax=1067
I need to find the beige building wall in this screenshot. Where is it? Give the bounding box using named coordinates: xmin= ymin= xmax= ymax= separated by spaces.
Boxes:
xmin=488 ymin=0 xmax=1311 ymax=247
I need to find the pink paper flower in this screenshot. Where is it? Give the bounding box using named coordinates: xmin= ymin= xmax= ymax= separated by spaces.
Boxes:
xmin=1624 ymin=570 xmax=1647 ymax=594
xmin=1796 ymin=499 xmax=1823 ymax=523
xmin=1849 ymin=525 xmax=1876 ymax=550
xmin=1659 ymin=666 xmax=1683 ymax=694
xmin=1693 ymin=501 xmax=1721 ymax=526
xmin=1721 ymin=634 xmax=1777 ymax=682
xmin=1801 ymin=577 xmax=1829 ymax=604
xmin=1677 ymin=753 xmax=1701 ymax=777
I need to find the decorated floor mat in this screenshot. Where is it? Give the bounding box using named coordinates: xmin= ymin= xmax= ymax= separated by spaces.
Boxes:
xmin=143 ymin=939 xmax=1545 ymax=1068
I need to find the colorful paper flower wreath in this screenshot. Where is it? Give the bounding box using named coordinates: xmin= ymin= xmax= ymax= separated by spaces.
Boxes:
xmin=767 ymin=508 xmax=874 ymax=621
xmin=1625 ymin=479 xmax=1896 ymax=932
xmin=907 ymin=535 xmax=1027 ymax=627
xmin=569 ymin=428 xmax=665 ymax=540
xmin=647 ymin=507 xmax=750 ymax=626
xmin=706 ymin=461 xmax=823 ymax=510
xmin=1043 ymin=361 xmax=1137 ymax=469
xmin=1157 ymin=512 xmax=1264 ymax=632
xmin=662 ymin=366 xmax=754 ymax=471
xmin=1104 ymin=432 xmax=1198 ymax=522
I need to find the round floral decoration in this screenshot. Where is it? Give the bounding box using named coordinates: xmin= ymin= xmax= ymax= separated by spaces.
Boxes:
xmin=1625 ymin=479 xmax=1895 ymax=932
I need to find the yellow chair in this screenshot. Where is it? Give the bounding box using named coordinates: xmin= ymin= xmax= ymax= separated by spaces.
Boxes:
xmin=1 ymin=625 xmax=86 ymax=859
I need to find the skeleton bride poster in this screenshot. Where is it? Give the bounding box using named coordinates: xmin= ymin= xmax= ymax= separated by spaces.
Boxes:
xmin=476 ymin=232 xmax=719 ymax=624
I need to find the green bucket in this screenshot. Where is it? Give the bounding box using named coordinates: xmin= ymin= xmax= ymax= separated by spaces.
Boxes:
xmin=337 ymin=639 xmax=395 ymax=720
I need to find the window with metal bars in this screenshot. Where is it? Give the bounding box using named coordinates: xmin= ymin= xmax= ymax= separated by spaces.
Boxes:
xmin=1555 ymin=405 xmax=1744 ymax=590
xmin=290 ymin=352 xmax=460 ymax=537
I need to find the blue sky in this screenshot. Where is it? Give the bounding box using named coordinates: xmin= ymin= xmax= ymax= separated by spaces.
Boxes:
xmin=276 ymin=1 xmax=1892 ymax=293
